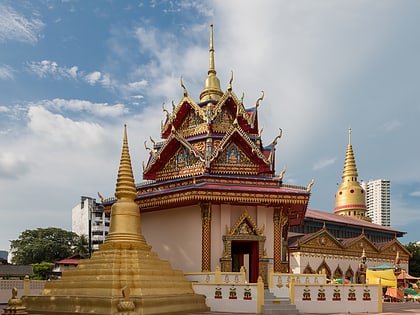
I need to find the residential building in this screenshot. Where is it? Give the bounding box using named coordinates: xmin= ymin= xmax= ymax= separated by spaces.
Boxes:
xmin=71 ymin=196 xmax=109 ymax=254
xmin=365 ymin=179 xmax=391 ymax=226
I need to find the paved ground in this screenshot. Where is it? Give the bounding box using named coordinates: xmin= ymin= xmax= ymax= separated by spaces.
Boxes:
xmin=180 ymin=302 xmax=420 ymax=314
xmin=2 ymin=301 xmax=420 ymax=314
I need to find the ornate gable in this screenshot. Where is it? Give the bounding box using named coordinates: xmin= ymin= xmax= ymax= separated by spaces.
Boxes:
xmin=143 ymin=131 xmax=205 ymax=181
xmin=377 ymin=239 xmax=411 ymax=258
xmin=209 ymin=125 xmax=272 ymax=175
xmin=227 ymin=209 xmax=264 ymax=236
xmin=342 ymin=234 xmax=378 ymax=255
xmin=299 ymin=229 xmax=343 ymax=252
xmin=161 ymin=96 xmax=206 ymax=139
xmin=211 ymin=90 xmax=261 ymax=134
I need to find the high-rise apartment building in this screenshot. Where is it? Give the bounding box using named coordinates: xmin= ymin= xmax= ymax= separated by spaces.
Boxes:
xmin=364 ymin=179 xmax=391 ymax=226
xmin=71 ymin=196 xmax=109 ymax=254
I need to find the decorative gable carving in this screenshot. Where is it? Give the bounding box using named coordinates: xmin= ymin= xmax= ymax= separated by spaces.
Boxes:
xmin=157 ymin=146 xmax=204 ymax=180
xmin=212 ymin=141 xmax=257 ymax=175
xmin=178 ymin=109 xmax=207 ymax=138
xmin=227 ymin=209 xmax=264 ymax=237
xmin=212 ymin=107 xmax=234 ymax=133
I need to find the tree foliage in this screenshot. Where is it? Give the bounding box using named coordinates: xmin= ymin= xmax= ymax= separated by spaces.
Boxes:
xmin=73 ymin=234 xmax=89 ymax=257
xmin=405 ymin=242 xmax=420 ymax=277
xmin=10 ymin=227 xmax=79 ymax=264
xmin=32 ymin=262 xmax=54 ymax=280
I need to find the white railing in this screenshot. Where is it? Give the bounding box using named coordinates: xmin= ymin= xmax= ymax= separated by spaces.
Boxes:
xmin=185 ymin=266 xmax=264 ymax=313
xmin=292 ymin=282 xmax=382 ymax=313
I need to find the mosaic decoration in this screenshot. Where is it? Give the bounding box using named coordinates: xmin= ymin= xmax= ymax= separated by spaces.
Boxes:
xmin=363 ymin=286 xmax=371 ymax=301
xmin=302 ymin=286 xmax=311 ymax=301
xmin=333 ymin=286 xmax=341 ymax=301
xmin=243 ymin=286 xmax=252 ymax=300
xmin=229 ymin=286 xmax=237 ymax=299
xmin=214 ymin=287 xmax=222 ymax=299
xmin=317 ymin=286 xmax=326 ymax=301
xmin=348 ymin=286 xmax=357 ymax=301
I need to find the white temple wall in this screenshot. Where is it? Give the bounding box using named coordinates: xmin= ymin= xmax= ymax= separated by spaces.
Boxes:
xmin=141 ymin=205 xmax=201 ymax=272
xmin=258 ymin=206 xmax=274 ymax=259
xmin=211 ymin=204 xmax=223 ymax=270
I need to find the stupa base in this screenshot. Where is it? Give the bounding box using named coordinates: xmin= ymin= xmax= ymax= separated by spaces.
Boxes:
xmin=23 ymin=293 xmax=209 ymax=315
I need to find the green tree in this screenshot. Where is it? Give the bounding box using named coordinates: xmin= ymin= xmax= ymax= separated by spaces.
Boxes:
xmin=32 ymin=261 xmax=54 ymax=280
xmin=73 ymin=234 xmax=89 ymax=257
xmin=10 ymin=227 xmax=79 ymax=265
xmin=405 ymin=242 xmax=420 ymax=277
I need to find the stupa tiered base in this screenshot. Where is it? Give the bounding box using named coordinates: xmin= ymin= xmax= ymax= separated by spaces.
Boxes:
xmin=23 ymin=126 xmax=208 ymax=315
xmin=24 ymin=242 xmax=208 ymax=315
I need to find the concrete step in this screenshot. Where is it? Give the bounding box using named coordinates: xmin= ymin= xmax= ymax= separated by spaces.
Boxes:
xmin=263 ymin=290 xmax=299 ymax=314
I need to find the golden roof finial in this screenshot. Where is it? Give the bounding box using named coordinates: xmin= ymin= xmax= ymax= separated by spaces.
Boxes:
xmin=209 ymin=24 xmax=215 ymax=76
xmin=199 ymin=24 xmax=223 ymax=102
xmin=342 ymin=128 xmax=358 ymax=181
xmin=114 ymin=124 xmax=137 ymax=201
xmin=348 ymin=127 xmax=352 ymax=145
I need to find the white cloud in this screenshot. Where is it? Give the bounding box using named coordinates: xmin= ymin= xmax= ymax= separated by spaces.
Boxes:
xmin=0 ymin=65 xmax=14 ymax=80
xmin=382 ymin=120 xmax=401 ymax=132
xmin=127 ymin=80 xmax=148 ymax=91
xmin=85 ymin=71 xmax=102 ymax=85
xmin=28 ymin=60 xmax=78 ymax=79
xmin=0 ymin=5 xmax=44 ymax=44
xmin=0 ymin=105 xmax=10 ymax=113
xmin=27 ymin=106 xmax=106 ymax=148
xmin=313 ymin=157 xmax=337 ymax=171
xmin=35 ymin=98 xmax=128 ymax=118
xmin=409 ymin=191 xmax=420 ymax=197
xmin=0 ymin=151 xmax=29 ymax=179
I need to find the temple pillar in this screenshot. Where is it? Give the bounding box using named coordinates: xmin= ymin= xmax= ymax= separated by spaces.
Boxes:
xmin=200 ymin=203 xmax=212 ymax=272
xmin=273 ymin=207 xmax=288 ymax=272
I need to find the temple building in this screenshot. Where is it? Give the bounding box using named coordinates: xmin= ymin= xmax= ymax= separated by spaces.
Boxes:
xmin=288 ymin=129 xmax=410 ymax=282
xmin=105 ymin=25 xmax=312 ymax=283
xmin=102 ymin=25 xmax=410 ymax=284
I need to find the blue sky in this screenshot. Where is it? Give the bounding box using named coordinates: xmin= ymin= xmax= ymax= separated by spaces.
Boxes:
xmin=1 ymin=0 xmax=419 ymax=251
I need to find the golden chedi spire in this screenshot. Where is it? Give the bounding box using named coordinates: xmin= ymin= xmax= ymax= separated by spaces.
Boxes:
xmin=104 ymin=124 xmax=148 ymax=245
xmin=23 ymin=125 xmax=208 ymax=315
xmin=334 ymin=128 xmax=370 ymax=221
xmin=199 ymin=24 xmax=223 ymax=103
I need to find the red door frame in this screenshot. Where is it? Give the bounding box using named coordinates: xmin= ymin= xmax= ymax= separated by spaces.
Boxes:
xmin=231 ymin=240 xmax=259 ymax=283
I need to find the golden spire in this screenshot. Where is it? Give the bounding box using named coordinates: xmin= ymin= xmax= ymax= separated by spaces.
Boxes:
xmin=342 ymin=127 xmax=358 ymax=181
xmin=199 ymin=24 xmax=223 ymax=102
xmin=334 ymin=128 xmax=369 ymax=221
xmin=106 ymin=124 xmax=147 ymax=244
xmin=115 ymin=124 xmax=137 ymax=200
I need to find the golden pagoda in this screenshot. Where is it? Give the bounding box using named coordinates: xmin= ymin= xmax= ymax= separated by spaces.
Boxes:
xmin=334 ymin=128 xmax=370 ymax=221
xmin=23 ymin=125 xmax=208 ymax=315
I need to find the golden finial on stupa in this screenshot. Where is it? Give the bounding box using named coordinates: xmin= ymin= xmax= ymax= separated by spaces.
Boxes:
xmin=115 ymin=125 xmax=137 ymax=201
xmin=199 ymin=24 xmax=223 ymax=102
xmin=105 ymin=125 xmax=147 ymax=245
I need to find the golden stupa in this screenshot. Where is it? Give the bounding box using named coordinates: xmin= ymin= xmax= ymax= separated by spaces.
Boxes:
xmin=334 ymin=128 xmax=370 ymax=221
xmin=23 ymin=126 xmax=208 ymax=315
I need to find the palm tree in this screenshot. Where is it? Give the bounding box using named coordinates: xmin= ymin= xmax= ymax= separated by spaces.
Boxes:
xmin=74 ymin=234 xmax=89 ymax=258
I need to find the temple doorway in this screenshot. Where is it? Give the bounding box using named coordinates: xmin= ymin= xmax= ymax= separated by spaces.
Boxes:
xmin=231 ymin=240 xmax=259 ymax=283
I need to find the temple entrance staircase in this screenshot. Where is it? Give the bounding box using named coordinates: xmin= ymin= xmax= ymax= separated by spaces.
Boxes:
xmin=262 ymin=288 xmax=299 ymax=314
